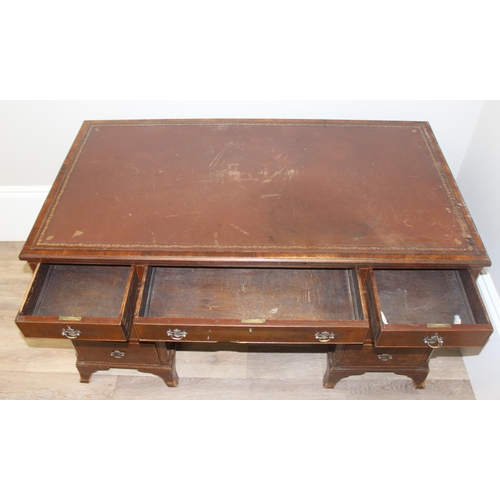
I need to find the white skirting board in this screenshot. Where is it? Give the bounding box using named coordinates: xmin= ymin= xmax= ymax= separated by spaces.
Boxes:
xmin=0 ymin=186 xmax=51 ymax=241
xmin=2 ymin=185 xmax=500 ymax=398
xmin=462 ymin=271 xmax=500 ymax=400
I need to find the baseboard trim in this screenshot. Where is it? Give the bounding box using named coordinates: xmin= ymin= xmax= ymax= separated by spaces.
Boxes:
xmin=462 ymin=270 xmax=500 ymax=399
xmin=0 ymin=186 xmax=50 ymax=241
xmin=477 ymin=270 xmax=500 ymax=331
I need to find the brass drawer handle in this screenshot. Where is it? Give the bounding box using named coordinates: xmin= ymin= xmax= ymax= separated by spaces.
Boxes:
xmin=111 ymin=350 xmax=125 ymax=358
xmin=315 ymin=331 xmax=335 ymax=342
xmin=424 ymin=333 xmax=444 ymax=349
xmin=61 ymin=325 xmax=81 ymax=339
xmin=377 ymin=353 xmax=393 ymax=361
xmin=167 ymin=328 xmax=188 ymax=340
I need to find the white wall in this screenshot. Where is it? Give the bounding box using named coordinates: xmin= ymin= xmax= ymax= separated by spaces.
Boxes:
xmin=457 ymin=101 xmax=500 ymax=400
xmin=456 ymin=101 xmax=500 ymax=286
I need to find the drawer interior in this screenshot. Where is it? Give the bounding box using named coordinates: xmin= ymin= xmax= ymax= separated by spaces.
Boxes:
xmin=21 ymin=264 xmax=132 ymax=318
xmin=139 ymin=267 xmax=364 ymax=322
xmin=373 ymin=269 xmax=486 ymax=326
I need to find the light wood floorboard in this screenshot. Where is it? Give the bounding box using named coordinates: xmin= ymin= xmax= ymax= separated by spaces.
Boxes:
xmin=0 ymin=242 xmax=475 ymax=400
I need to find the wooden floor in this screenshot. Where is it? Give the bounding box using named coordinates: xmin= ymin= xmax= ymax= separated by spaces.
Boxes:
xmin=0 ymin=241 xmax=476 ymax=400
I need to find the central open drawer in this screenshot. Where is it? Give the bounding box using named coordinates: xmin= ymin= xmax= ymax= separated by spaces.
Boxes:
xmin=133 ymin=267 xmax=369 ymax=344
xmin=366 ymin=269 xmax=493 ymax=348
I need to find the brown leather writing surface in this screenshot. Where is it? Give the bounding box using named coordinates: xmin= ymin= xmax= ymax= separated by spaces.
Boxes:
xmin=21 ymin=119 xmax=489 ymax=267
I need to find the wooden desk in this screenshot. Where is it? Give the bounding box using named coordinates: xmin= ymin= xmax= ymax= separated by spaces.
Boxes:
xmin=15 ymin=119 xmax=493 ymax=389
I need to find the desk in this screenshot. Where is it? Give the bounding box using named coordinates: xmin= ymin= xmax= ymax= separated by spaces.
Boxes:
xmin=15 ymin=119 xmax=493 ymax=389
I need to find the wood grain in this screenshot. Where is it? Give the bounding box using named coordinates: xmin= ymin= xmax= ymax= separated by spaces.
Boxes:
xmin=1 ymin=242 xmax=476 ymax=400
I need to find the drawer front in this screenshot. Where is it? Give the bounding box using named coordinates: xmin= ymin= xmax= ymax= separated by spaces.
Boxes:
xmin=15 ymin=320 xmax=128 ymax=342
xmin=374 ymin=328 xmax=493 ymax=349
xmin=366 ymin=268 xmax=493 ymax=349
xmin=74 ymin=341 xmax=160 ymax=365
xmin=15 ymin=263 xmax=138 ymax=342
xmin=341 ymin=344 xmax=430 ymax=368
xmin=134 ymin=266 xmax=369 ymax=345
xmin=134 ymin=323 xmax=368 ymax=345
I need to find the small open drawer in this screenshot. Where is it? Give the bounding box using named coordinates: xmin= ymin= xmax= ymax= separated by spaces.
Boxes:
xmin=15 ymin=264 xmax=138 ymax=341
xmin=133 ymin=267 xmax=369 ymax=344
xmin=366 ymin=269 xmax=493 ymax=348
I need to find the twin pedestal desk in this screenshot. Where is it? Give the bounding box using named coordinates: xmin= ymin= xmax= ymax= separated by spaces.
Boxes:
xmin=15 ymin=119 xmax=493 ymax=390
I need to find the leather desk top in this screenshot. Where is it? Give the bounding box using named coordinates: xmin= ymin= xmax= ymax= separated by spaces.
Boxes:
xmin=20 ymin=119 xmax=490 ymax=268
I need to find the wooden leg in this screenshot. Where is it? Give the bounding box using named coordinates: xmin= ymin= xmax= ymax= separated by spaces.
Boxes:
xmin=74 ymin=342 xmax=179 ymax=387
xmin=76 ymin=362 xmax=110 ymax=383
xmin=323 ymin=369 xmax=366 ymax=388
xmin=76 ymin=359 xmax=178 ymax=386
xmin=323 ymin=345 xmax=431 ymax=389
xmin=155 ymin=343 xmax=179 ymax=387
xmin=394 ymin=369 xmax=429 ymax=389
xmin=323 ymin=349 xmax=366 ymax=388
xmin=137 ymin=366 xmax=178 ymax=387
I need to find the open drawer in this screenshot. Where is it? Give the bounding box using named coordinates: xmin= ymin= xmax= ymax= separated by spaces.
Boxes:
xmin=133 ymin=267 xmax=369 ymax=344
xmin=15 ymin=264 xmax=138 ymax=341
xmin=366 ymin=269 xmax=493 ymax=348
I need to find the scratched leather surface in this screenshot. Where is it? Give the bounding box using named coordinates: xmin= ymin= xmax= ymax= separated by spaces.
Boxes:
xmin=28 ymin=120 xmax=486 ymax=263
